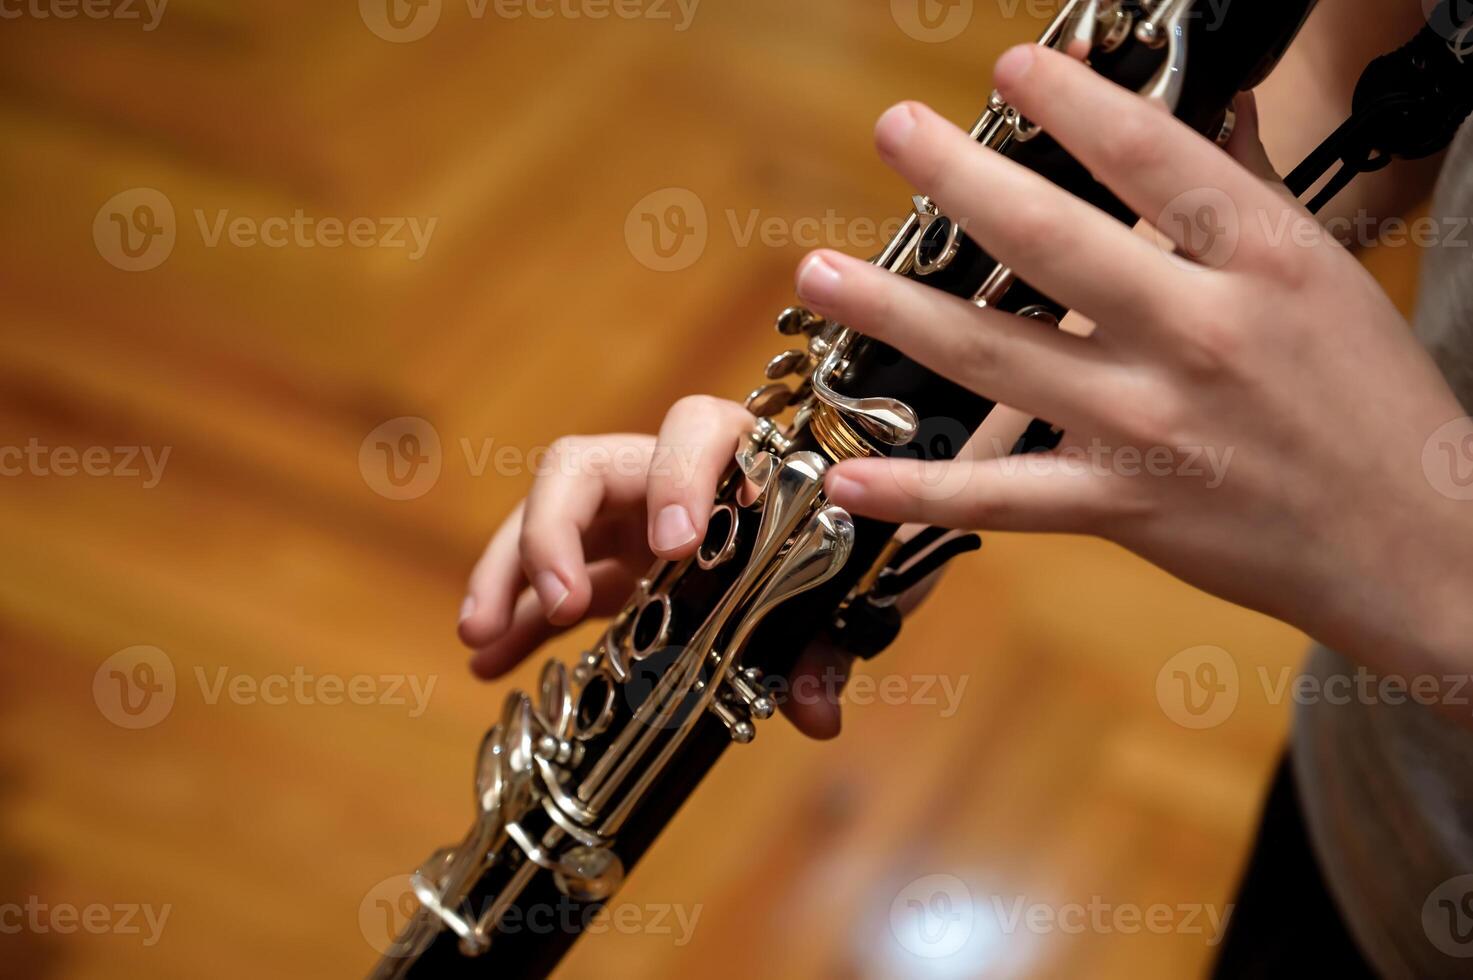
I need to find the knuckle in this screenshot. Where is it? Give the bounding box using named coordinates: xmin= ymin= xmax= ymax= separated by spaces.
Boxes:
xmin=1100 ymin=113 xmax=1164 ymax=174
xmin=1111 ymin=391 xmax=1186 ymax=447
xmin=669 ymin=393 xmax=751 ymax=436
xmin=1178 ymin=312 xmax=1245 ymax=377
xmin=982 ymin=207 xmax=1059 ymax=279
xmin=517 ymin=516 xmax=551 ymax=566
xmin=913 ymin=112 xmax=955 ymax=188
xmin=870 ymin=277 xmax=909 ymax=336
xmin=962 ymin=489 xmax=1008 ymax=527
xmin=546 ymin=435 xmax=586 ymax=466
xmin=1005 ymin=196 xmax=1063 ymax=258
xmin=1270 ymin=234 xmax=1326 ymax=290
xmin=958 ymin=330 xmax=1002 ymax=382
xmin=547 ymin=434 xmax=613 ymax=478
xmin=1100 ymin=476 xmax=1160 ymax=527
xmin=669 ymin=393 xmax=720 ymax=421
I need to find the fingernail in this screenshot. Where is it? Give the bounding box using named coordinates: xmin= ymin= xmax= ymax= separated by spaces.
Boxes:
xmin=874 ymin=103 xmax=918 ymax=159
xmin=653 ymin=504 xmax=697 ymax=552
xmin=796 ymin=253 xmax=843 ymax=306
xmin=994 ymin=45 xmax=1035 ymax=90
xmin=533 ymin=571 xmax=569 ymax=617
xmin=825 ymin=472 xmax=866 ymax=505
xmin=459 ymin=595 xmax=476 ymax=624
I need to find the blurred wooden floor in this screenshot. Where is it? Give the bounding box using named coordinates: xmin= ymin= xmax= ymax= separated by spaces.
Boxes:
xmin=0 ymin=3 xmax=1421 ymax=979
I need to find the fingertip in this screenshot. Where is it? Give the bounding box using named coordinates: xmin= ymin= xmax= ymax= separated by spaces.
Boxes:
xmin=648 ymin=502 xmax=700 ymax=559
xmin=788 ymin=703 xmax=843 ymax=741
xmin=993 ymin=44 xmax=1036 ymax=92
xmin=457 ymin=618 xmax=487 ymax=649
xmin=874 ymin=101 xmax=921 ymax=161
xmin=781 ymin=645 xmax=852 ymax=741
xmin=468 ymin=647 xmax=512 ymax=681
xmin=795 ymin=250 xmax=846 ymax=312
xmin=457 ymin=596 xmax=507 ymax=650
xmin=824 ymin=466 xmax=870 ymax=508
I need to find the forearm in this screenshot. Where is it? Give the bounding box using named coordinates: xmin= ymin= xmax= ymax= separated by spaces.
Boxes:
xmin=1257 ymin=0 xmax=1443 ymax=229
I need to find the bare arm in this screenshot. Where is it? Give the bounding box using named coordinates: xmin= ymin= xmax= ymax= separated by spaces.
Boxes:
xmin=1257 ymin=0 xmax=1446 ymax=226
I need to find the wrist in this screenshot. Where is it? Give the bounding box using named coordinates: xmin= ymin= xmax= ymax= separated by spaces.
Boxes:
xmin=1320 ymin=492 xmax=1473 ymax=682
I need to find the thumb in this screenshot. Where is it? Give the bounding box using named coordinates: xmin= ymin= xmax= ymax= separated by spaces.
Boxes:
xmin=1223 ymin=91 xmax=1286 ymax=189
xmin=779 ymin=642 xmax=852 ymax=740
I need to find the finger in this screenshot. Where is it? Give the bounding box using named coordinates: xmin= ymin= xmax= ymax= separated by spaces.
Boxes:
xmin=646 ymin=395 xmax=756 ymax=559
xmin=990 ymin=45 xmax=1281 ymax=255
xmin=470 ymin=559 xmax=642 ymax=680
xmin=825 ymin=454 xmax=1120 ymax=534
xmin=871 ymin=100 xmax=1192 ymax=331
xmin=520 ymin=435 xmax=656 ymax=627
xmin=460 ymin=502 xmax=526 ymax=648
xmin=461 ymin=505 xmax=640 ymax=649
xmin=796 ymin=249 xmax=1120 ymax=430
xmin=1224 ymin=92 xmax=1280 ymax=185
xmin=779 ymin=641 xmax=853 ymax=740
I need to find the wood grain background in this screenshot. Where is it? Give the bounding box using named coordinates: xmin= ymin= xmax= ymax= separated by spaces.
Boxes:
xmin=0 ymin=2 xmax=1421 ymax=978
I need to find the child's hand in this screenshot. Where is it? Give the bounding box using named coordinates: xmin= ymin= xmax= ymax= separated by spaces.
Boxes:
xmin=801 ymin=45 xmax=1473 ymax=681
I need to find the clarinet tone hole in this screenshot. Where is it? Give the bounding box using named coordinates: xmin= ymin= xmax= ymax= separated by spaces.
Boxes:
xmin=630 ymin=594 xmax=672 ymax=659
xmin=915 ymin=216 xmax=961 ymax=275
xmin=697 ymin=504 xmax=740 ymax=570
xmin=573 ymin=672 xmax=616 ymax=740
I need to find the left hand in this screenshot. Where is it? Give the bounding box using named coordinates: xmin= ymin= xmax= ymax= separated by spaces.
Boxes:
xmin=798 ymin=45 xmax=1473 ymax=679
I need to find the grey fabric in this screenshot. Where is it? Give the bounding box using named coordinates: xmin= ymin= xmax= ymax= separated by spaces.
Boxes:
xmin=1293 ymin=118 xmax=1473 ymax=979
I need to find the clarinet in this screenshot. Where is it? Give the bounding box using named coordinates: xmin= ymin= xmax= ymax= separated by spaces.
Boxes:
xmin=371 ymin=2 xmax=1318 ymax=975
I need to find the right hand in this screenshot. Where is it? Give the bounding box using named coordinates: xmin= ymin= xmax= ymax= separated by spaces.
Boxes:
xmin=455 ymin=395 xmax=858 ymax=739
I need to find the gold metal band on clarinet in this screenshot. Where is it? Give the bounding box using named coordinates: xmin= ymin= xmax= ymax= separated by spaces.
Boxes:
xmin=810 ymin=401 xmax=878 ymax=463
